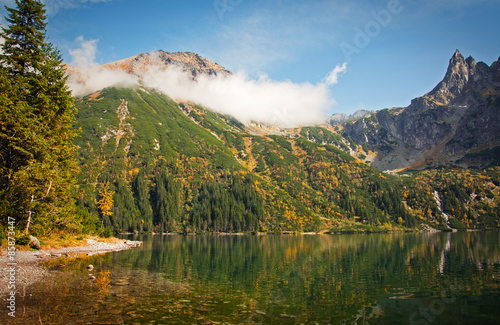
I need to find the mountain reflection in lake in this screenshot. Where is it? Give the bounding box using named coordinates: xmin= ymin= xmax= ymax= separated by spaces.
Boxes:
xmin=2 ymin=232 xmax=499 ymax=324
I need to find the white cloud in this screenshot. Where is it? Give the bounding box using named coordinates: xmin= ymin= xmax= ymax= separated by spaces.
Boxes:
xmin=66 ymin=36 xmax=138 ymax=97
xmin=324 ymin=62 xmax=347 ymax=86
xmin=66 ymin=36 xmax=347 ymax=127
xmin=66 ymin=66 xmax=139 ymax=97
xmin=69 ymin=36 xmax=98 ymax=67
xmin=140 ymin=66 xmax=333 ymax=127
xmin=67 ymin=61 xmax=337 ymax=127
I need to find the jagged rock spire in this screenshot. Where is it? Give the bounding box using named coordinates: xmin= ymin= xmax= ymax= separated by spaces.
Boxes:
xmin=426 ymin=50 xmax=477 ymax=104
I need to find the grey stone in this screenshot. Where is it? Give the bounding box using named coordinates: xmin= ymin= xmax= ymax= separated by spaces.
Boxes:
xmin=29 ymin=235 xmax=41 ymax=250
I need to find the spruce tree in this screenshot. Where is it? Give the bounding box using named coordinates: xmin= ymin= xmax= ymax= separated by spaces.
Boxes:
xmin=0 ymin=0 xmax=79 ymax=235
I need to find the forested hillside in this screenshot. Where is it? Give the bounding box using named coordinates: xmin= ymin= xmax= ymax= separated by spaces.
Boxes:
xmin=73 ymin=87 xmax=500 ymax=234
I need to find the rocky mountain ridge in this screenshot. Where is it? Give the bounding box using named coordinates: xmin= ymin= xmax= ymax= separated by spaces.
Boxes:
xmin=342 ymin=50 xmax=500 ymax=171
xmin=102 ymin=50 xmax=232 ymax=78
xmin=330 ymin=110 xmax=373 ymax=125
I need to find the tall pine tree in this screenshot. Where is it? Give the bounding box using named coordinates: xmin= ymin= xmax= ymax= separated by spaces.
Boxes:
xmin=0 ymin=0 xmax=79 ymax=235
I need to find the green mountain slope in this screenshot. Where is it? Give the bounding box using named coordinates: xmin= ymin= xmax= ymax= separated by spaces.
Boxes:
xmin=73 ymin=87 xmax=500 ymax=233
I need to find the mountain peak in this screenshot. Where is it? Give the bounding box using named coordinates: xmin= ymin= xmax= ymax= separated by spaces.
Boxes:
xmin=452 ymin=49 xmax=463 ymax=60
xmin=102 ymin=50 xmax=232 ymax=78
xmin=65 ymin=50 xmax=233 ymax=97
xmin=425 ymin=50 xmax=477 ymax=104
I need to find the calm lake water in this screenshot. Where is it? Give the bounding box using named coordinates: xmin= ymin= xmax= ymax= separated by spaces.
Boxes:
xmin=2 ymin=232 xmax=500 ymax=324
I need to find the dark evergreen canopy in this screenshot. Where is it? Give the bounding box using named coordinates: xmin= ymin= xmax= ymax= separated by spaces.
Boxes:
xmin=0 ymin=0 xmax=79 ymax=235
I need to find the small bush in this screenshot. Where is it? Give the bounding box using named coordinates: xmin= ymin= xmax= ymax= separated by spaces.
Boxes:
xmin=99 ymin=227 xmax=114 ymax=238
xmin=16 ymin=234 xmax=30 ymax=246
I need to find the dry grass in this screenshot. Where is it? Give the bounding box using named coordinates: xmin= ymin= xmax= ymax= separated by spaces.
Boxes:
xmin=0 ymin=231 xmax=123 ymax=252
xmin=34 ymin=234 xmax=121 ymax=250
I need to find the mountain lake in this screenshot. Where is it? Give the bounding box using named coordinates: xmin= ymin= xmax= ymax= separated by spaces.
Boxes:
xmin=2 ymin=232 xmax=499 ymax=324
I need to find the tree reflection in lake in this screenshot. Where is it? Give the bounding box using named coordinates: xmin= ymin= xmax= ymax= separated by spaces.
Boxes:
xmin=2 ymin=232 xmax=499 ymax=324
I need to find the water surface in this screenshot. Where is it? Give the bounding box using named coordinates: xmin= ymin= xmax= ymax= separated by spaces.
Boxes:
xmin=2 ymin=232 xmax=499 ymax=324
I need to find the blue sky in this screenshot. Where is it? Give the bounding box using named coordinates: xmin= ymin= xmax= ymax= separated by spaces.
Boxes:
xmin=2 ymin=0 xmax=500 ymax=115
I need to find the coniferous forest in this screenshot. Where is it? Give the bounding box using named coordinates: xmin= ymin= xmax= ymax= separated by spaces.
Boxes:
xmin=1 ymin=1 xmax=499 ymax=238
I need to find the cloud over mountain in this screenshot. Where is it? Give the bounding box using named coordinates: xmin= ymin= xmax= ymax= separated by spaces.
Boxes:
xmin=142 ymin=66 xmax=332 ymax=127
xmin=66 ymin=39 xmax=346 ymax=127
xmin=66 ymin=36 xmax=139 ymax=96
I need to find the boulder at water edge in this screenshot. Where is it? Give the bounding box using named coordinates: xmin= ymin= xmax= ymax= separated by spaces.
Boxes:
xmin=29 ymin=235 xmax=41 ymax=250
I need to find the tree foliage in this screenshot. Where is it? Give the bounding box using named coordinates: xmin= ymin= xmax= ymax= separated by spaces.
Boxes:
xmin=97 ymin=183 xmax=114 ymax=219
xmin=0 ymin=0 xmax=79 ymax=235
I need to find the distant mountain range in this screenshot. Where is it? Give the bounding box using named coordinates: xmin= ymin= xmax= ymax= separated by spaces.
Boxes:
xmin=67 ymin=49 xmax=500 ymax=172
xmin=329 ymin=110 xmax=373 ymax=125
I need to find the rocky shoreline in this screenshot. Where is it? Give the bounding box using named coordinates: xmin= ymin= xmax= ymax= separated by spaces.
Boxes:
xmin=0 ymin=238 xmax=142 ymax=298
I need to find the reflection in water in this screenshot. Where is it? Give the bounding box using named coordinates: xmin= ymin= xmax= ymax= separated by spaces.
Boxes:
xmin=1 ymin=232 xmax=499 ymax=324
xmin=439 ymin=232 xmax=452 ymax=274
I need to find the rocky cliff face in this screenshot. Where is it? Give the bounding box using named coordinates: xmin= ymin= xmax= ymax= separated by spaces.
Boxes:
xmin=343 ymin=50 xmax=500 ymax=171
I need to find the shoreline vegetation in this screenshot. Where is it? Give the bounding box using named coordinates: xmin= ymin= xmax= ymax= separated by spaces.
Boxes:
xmin=120 ymin=224 xmax=492 ymax=236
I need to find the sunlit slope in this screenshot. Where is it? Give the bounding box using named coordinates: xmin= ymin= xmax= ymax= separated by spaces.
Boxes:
xmin=75 ymin=87 xmax=238 ymax=168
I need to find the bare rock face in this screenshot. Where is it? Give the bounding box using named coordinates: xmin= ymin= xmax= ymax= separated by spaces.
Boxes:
xmin=343 ymin=50 xmax=500 ymax=171
xmin=329 ymin=110 xmax=373 ymax=125
xmin=103 ymin=50 xmax=232 ymax=79
xmin=426 ymin=50 xmax=475 ymax=105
